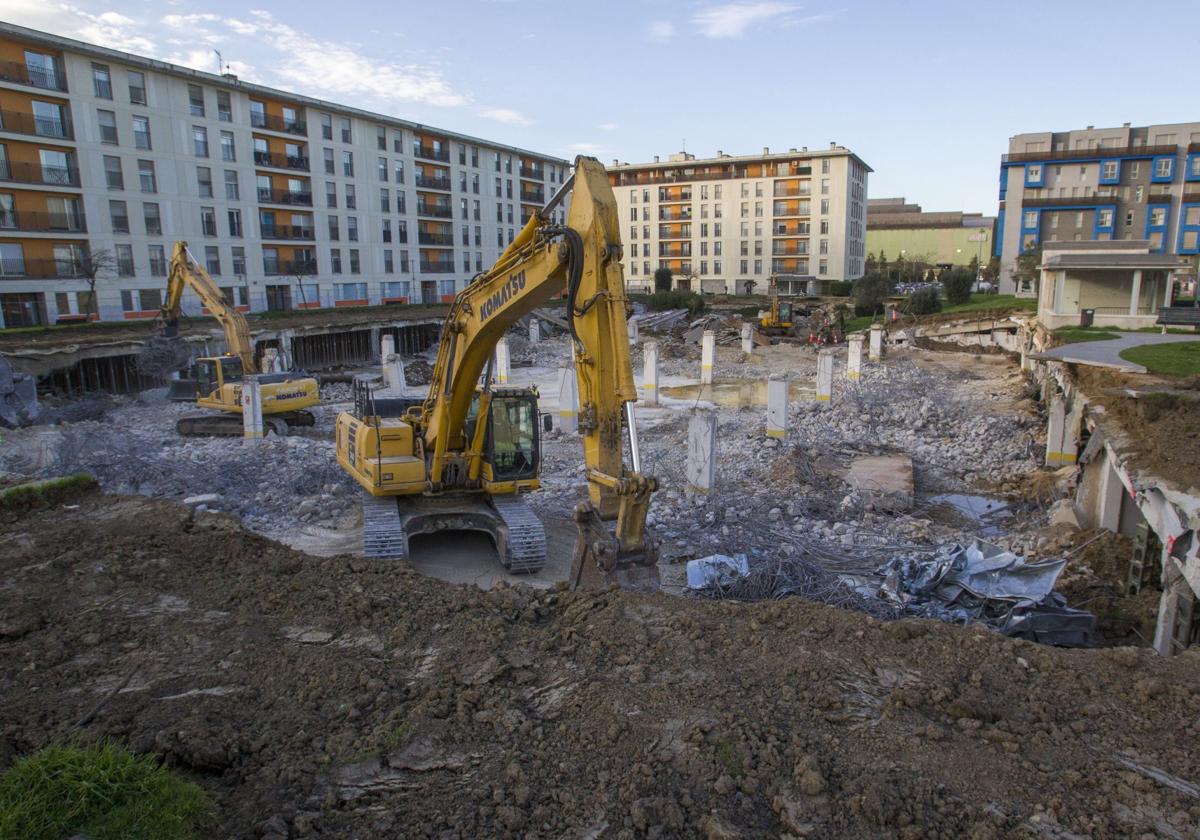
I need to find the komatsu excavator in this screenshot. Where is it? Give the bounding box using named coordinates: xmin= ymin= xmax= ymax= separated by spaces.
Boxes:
xmin=158 ymin=241 xmax=319 ymax=436
xmin=335 ymin=156 xmax=658 ymax=590
xmin=759 ymin=273 xmax=796 ymax=335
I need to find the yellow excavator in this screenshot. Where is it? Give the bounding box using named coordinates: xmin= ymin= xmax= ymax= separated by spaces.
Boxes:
xmin=335 ymin=156 xmax=658 ymax=589
xmin=158 ymin=241 xmax=319 ymax=436
xmin=759 ymin=273 xmax=796 ymax=335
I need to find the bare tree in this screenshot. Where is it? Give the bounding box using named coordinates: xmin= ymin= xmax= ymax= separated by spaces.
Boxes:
xmin=72 ymin=248 xmax=118 ymax=321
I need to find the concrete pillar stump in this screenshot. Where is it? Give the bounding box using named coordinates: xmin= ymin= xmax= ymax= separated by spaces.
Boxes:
xmin=766 ymin=379 xmax=788 ymax=439
xmin=1045 ymin=391 xmax=1080 ymax=466
xmin=686 ymin=410 xmax=717 ymax=493
xmin=701 ymin=330 xmax=716 ymax=385
xmin=558 ymin=366 xmax=578 ymax=434
xmin=643 ymin=340 xmax=659 ymax=406
xmin=741 ymin=322 xmax=754 ymax=355
xmin=816 ymin=349 xmax=834 ymax=403
xmin=847 ymin=334 xmax=864 ymax=381
xmin=241 ymin=377 xmax=264 ymax=441
xmin=380 ymin=333 xmax=395 ymax=362
xmin=869 ymin=325 xmax=884 ymax=362
xmin=627 ymin=317 xmax=639 ymax=345
xmin=529 ymin=319 xmax=540 ymax=344
xmin=496 ymin=337 xmax=511 ymax=385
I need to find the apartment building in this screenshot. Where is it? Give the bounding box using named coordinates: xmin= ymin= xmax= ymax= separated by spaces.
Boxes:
xmin=998 ymin=121 xmax=1200 ymax=296
xmin=0 ymin=23 xmax=569 ymax=328
xmin=608 ymin=145 xmax=870 ymax=296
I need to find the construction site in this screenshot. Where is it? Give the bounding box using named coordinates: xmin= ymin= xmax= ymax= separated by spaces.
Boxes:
xmin=3 ymin=158 xmax=1200 ymax=837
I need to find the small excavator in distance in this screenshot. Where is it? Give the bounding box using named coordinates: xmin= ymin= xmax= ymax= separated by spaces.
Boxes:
xmin=335 ymin=156 xmax=659 ymax=590
xmin=157 ymin=241 xmax=319 ymax=436
xmin=759 ymin=273 xmax=796 ymax=336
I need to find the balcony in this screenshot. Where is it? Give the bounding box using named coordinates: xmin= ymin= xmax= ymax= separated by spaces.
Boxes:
xmin=253 ymin=150 xmax=309 ymax=171
xmin=263 ymin=258 xmax=317 ymax=275
xmin=1003 ymin=144 xmax=1178 ymax=164
xmin=420 ymin=260 xmax=455 ymax=273
xmin=772 ymin=243 xmax=808 ymax=256
xmin=658 ymin=208 xmax=691 ymax=221
xmin=415 ymin=175 xmax=451 ymax=191
xmin=0 ymin=256 xmax=86 ymax=278
xmin=773 ymin=203 xmax=809 ymax=217
xmin=416 ymin=202 xmax=452 ymax=219
xmin=0 ymin=160 xmax=79 ymax=187
xmin=520 ymin=164 xmax=543 ymax=180
xmin=250 ymin=112 xmax=307 ymax=135
xmin=0 ymin=210 xmax=86 ymax=233
xmin=1020 ymin=195 xmax=1117 ymax=208
xmin=0 ymin=109 xmax=73 ymax=140
xmin=773 ymin=182 xmax=810 ymax=197
xmin=414 ymin=145 xmax=450 ymax=162
xmin=256 ymin=187 xmax=313 ymax=206
xmin=0 ymin=60 xmax=68 ymax=92
xmin=260 ymin=224 xmax=315 ymax=241
xmin=520 ymin=187 xmax=546 ymax=204
xmin=658 ymin=189 xmax=692 ymax=203
xmin=773 ymin=224 xmax=809 ymax=237
xmin=658 ymin=245 xmax=692 ymax=258
xmin=418 ymin=231 xmax=455 ymax=246
xmin=658 ymin=227 xmax=691 ymax=240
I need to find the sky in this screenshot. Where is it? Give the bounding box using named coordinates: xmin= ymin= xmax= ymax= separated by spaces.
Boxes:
xmin=2 ymin=0 xmax=1198 ymax=215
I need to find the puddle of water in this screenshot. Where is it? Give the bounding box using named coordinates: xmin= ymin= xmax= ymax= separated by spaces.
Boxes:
xmin=660 ymin=378 xmax=814 ymax=407
xmin=926 ymin=493 xmax=1012 ymax=536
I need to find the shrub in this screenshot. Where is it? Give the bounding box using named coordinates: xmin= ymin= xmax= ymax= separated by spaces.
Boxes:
xmin=653 ymin=267 xmax=673 ymax=293
xmin=908 ymin=286 xmax=943 ymax=315
xmin=940 ymin=268 xmax=974 ymax=305
xmin=648 ymin=289 xmax=705 ymax=315
xmin=0 ymin=743 xmax=215 ymax=840
xmin=829 ymin=282 xmax=852 ymax=297
xmin=852 ymin=273 xmax=891 ymax=317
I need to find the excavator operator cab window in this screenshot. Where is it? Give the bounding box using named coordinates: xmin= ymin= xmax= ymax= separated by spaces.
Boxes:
xmin=217 ymin=356 xmax=244 ymax=384
xmin=487 ymin=395 xmax=539 ymax=481
xmin=778 ymin=302 xmax=793 ymax=323
xmin=194 ymin=359 xmax=218 ymax=397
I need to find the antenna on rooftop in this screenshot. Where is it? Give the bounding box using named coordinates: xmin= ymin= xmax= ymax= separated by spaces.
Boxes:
xmin=214 ymin=50 xmax=224 ymax=75
xmin=681 ymin=137 xmax=686 ymax=153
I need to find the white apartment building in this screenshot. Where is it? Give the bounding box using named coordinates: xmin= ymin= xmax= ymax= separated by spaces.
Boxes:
xmin=608 ymin=145 xmax=869 ymax=296
xmin=0 ymin=22 xmax=569 ymax=327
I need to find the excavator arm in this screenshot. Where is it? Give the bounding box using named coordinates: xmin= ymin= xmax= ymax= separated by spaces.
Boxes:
xmin=159 ymin=241 xmax=256 ymax=371
xmin=419 ymin=156 xmax=657 ymax=587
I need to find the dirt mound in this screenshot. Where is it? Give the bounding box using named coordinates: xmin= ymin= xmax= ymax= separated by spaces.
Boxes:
xmin=2 ymin=495 xmax=1200 ymax=838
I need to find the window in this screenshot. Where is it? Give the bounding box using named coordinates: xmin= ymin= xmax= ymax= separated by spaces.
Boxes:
xmin=820 ymin=199 xmax=829 ymax=214
xmin=1125 ymin=210 xmax=1134 ymax=227
xmin=338 ymin=118 xmax=352 ymax=143
xmin=1102 ymin=161 xmax=1118 ymax=180
xmin=328 ymin=216 xmax=339 ymax=241
xmin=1150 ymin=207 xmax=1167 ymax=226
xmin=324 ymin=148 xmax=335 ymax=175
xmin=349 ymin=250 xmax=360 ymax=274
xmin=326 ymin=182 xmax=337 ymax=208
xmin=1097 ymin=209 xmax=1113 ymax=228
xmin=819 ymin=259 xmax=828 ymax=274
xmin=188 ymin=84 xmax=205 ymax=117
xmin=398 ymin=220 xmax=408 ymax=243
xmin=740 ymin=259 xmax=748 ymax=273
xmin=220 ymin=131 xmax=235 ymax=161
xmin=148 ymin=245 xmax=167 ymax=277
xmin=821 ymin=159 xmax=830 ymax=174
xmin=132 ymin=116 xmax=151 ymax=150
xmin=1024 ymin=210 xmax=1038 ymax=228
xmin=115 ymin=244 xmax=134 ymax=276
xmin=98 ymin=110 xmax=118 ymax=144
xmin=192 ymin=126 xmax=209 ymax=157
xmin=819 ymin=239 xmax=828 ymax=255
xmin=230 ymin=247 xmax=245 ymax=276
xmin=138 ymin=160 xmax=156 ymax=193
xmin=342 ymin=151 xmax=354 ymax=177
xmin=320 ymin=114 xmax=332 ymax=140
xmin=1154 ymin=157 xmax=1173 ymax=179
xmin=92 ymin=63 xmax=112 ymax=98
xmin=382 ymin=219 xmax=392 ymax=242
xmin=224 ymin=170 xmax=239 ymax=200
xmin=127 ymin=70 xmax=146 ymax=105
xmin=347 ymin=216 xmax=358 ymax=241
xmin=227 ymin=208 xmax=243 ymax=237
xmin=196 ymin=166 xmax=212 ymax=197
xmin=217 ymin=90 xmax=232 ymax=121
xmin=471 ymin=173 xmax=480 ymax=194
xmin=205 ymin=246 xmax=220 ymax=275
xmin=380 ymin=188 xmax=390 ymax=212
xmin=820 ymin=220 xmax=829 ymax=235
xmin=103 ymin=155 xmax=123 ymax=189
xmin=143 ymin=202 xmax=161 ymax=235
xmin=345 ymin=184 xmax=356 ymax=209
xmin=1135 ymin=186 xmax=1144 ymax=203
xmin=496 ymin=177 xmax=503 ymax=198
xmin=109 ymin=200 xmax=129 ymax=233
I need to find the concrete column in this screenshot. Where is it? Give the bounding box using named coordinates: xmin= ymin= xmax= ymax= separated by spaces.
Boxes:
xmin=1098 ymin=455 xmax=1125 ymax=532
xmin=869 ymin=325 xmax=883 ymax=362
xmin=766 ymin=379 xmax=788 ymax=438
xmin=701 ymin=330 xmax=715 ymax=384
xmin=686 ymin=410 xmax=717 ymax=493
xmin=1044 ymin=391 xmax=1080 ymax=466
xmin=241 ymin=377 xmax=264 ymax=441
xmin=741 ymin=322 xmax=754 ymax=355
xmin=846 ymin=334 xmax=864 ymax=381
xmin=1129 ymin=270 xmax=1143 ymax=317
xmin=381 ymin=333 xmax=395 ymax=363
xmin=495 ymin=336 xmax=510 ymax=385
xmin=1152 ymin=560 xmax=1188 ymax=656
xmin=627 ymin=317 xmax=639 ymax=345
xmin=529 ymin=318 xmax=540 ymax=344
xmin=384 ymin=353 xmax=407 ymax=392
xmin=558 ymin=366 xmax=578 ymax=434
xmin=277 ymin=329 xmax=295 ymax=371
xmin=643 ymin=340 xmax=659 ymax=406
xmin=815 ymin=348 xmax=834 ymax=403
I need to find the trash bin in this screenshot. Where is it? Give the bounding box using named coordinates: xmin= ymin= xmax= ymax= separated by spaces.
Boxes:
xmin=1080 ymin=309 xmax=1095 ymax=327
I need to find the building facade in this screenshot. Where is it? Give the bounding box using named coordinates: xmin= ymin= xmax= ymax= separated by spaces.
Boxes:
xmin=608 ymin=145 xmax=870 ymax=296
xmin=866 ymin=197 xmax=994 ymax=269
xmin=0 ymin=23 xmax=569 ymax=328
xmin=998 ymin=122 xmax=1200 ymax=296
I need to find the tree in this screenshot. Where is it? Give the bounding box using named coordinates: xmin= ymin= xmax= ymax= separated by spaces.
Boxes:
xmin=742 ymin=279 xmax=756 ymax=295
xmin=940 ymin=267 xmax=974 ymax=305
xmin=71 ymin=248 xmax=117 ymax=321
xmin=864 ymin=252 xmax=878 ymax=275
xmin=853 ymin=273 xmax=891 ymax=317
xmin=925 ymin=268 xmax=938 ymax=284
xmin=1017 ymin=244 xmax=1042 ymax=280
xmin=967 ymin=254 xmax=980 ymax=277
xmin=909 ymin=286 xmax=942 ymax=315
xmin=653 ymin=267 xmax=673 ymax=293
xmin=983 ymin=255 xmax=1000 ymax=282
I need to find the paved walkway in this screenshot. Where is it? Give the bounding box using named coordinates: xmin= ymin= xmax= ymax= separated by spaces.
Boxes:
xmin=1032 ymin=331 xmax=1199 ymax=373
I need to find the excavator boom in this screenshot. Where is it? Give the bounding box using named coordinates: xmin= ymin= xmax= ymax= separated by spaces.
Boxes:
xmin=159 ymin=241 xmax=255 ymax=370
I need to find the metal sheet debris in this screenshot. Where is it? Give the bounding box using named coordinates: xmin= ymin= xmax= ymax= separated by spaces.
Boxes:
xmin=686 ymin=554 xmax=750 ymax=589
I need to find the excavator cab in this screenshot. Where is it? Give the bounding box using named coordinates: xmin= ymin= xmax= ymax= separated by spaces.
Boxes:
xmin=462 ymin=388 xmax=542 ymax=487
xmin=193 ymin=355 xmax=242 ymax=399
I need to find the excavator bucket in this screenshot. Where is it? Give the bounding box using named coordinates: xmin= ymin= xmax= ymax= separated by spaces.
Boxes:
xmin=568 ymin=503 xmax=661 ymax=593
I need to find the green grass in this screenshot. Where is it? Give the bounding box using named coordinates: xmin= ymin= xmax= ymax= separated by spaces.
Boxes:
xmin=939 ymin=293 xmax=1038 ymax=315
xmin=0 ymin=743 xmax=215 ymax=840
xmin=1052 ymin=325 xmax=1122 ymax=344
xmin=0 ymin=474 xmax=96 ymax=512
xmin=1119 ymin=341 xmax=1200 ymax=376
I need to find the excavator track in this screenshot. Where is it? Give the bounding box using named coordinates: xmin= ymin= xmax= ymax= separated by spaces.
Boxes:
xmin=492 ymin=495 xmax=546 ymax=574
xmin=176 ymin=414 xmax=290 ymax=437
xmin=361 ymin=492 xmax=407 ymax=559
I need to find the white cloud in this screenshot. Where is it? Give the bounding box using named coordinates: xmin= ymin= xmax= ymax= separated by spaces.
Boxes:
xmin=477 ymin=107 xmax=532 ymax=126
xmin=645 ymin=20 xmax=676 ymax=41
xmin=0 ymin=0 xmax=158 ymax=53
xmin=692 ymin=2 xmax=799 ymax=38
xmin=597 ymin=122 xmax=618 ymax=131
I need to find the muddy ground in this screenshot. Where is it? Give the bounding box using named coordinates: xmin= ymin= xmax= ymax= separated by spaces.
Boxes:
xmin=2 ymin=491 xmax=1199 ymax=839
